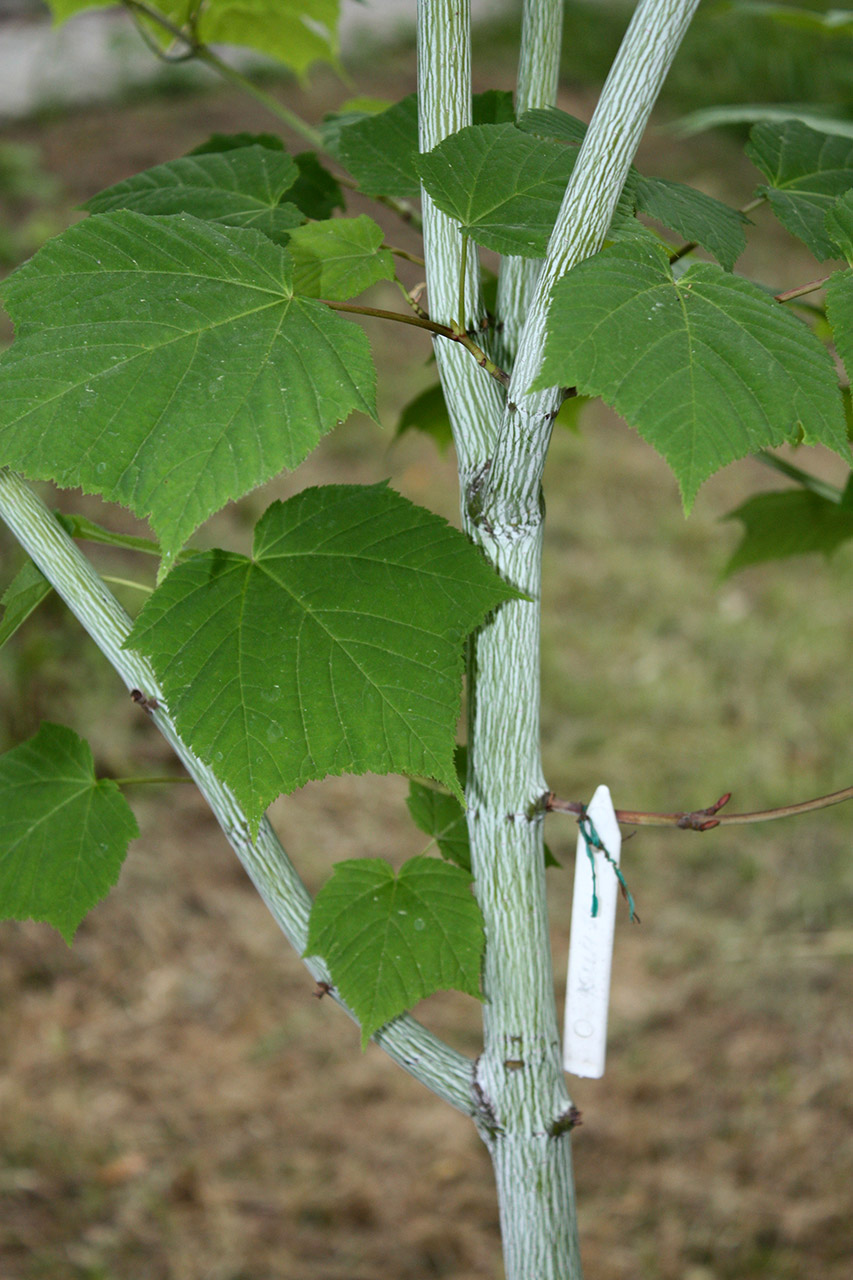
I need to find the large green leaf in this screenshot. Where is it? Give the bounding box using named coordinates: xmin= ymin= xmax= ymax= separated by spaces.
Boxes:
xmin=0 ymin=211 xmax=376 ymax=565
xmin=48 ymin=2 xmax=341 ymax=76
xmin=287 ymin=215 xmax=395 ymax=300
xmin=746 ymin=120 xmax=853 ymax=259
xmin=125 ymin=484 xmax=517 ymax=829
xmin=724 ymin=487 xmax=853 ymax=573
xmin=0 ymin=560 xmax=52 ymax=650
xmin=532 ymin=239 xmax=848 ymax=505
xmin=0 ymin=723 xmax=139 ymax=943
xmin=826 ymin=266 xmax=853 ymax=383
xmin=519 ymin=108 xmax=747 ymax=269
xmin=327 ymin=91 xmax=518 ymax=203
xmin=83 ymin=147 xmax=304 ymax=245
xmin=416 ymin=123 xmax=577 ymax=257
xmin=305 ymin=855 xmax=484 ymax=1046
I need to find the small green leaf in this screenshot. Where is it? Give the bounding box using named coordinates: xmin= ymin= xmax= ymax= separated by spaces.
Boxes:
xmin=0 ymin=560 xmax=52 ymax=650
xmin=826 ymin=266 xmax=853 ymax=383
xmin=305 ymin=855 xmax=484 ymax=1046
xmin=395 ymin=382 xmax=454 ymax=453
xmin=407 ymin=775 xmax=561 ymax=871
xmin=533 ymin=239 xmax=848 ymax=506
xmin=328 ymin=93 xmax=421 ymax=199
xmin=0 ymin=723 xmax=139 ymax=943
xmin=288 ymin=215 xmax=395 ymax=300
xmin=417 ymin=119 xmax=643 ymax=259
xmin=83 ymin=146 xmax=304 ymax=245
xmin=0 ymin=211 xmax=376 ymax=564
xmin=417 ymin=123 xmax=576 ymax=258
xmin=125 ymin=484 xmax=518 ymax=830
xmin=633 ymin=175 xmax=747 ymax=270
xmin=328 ymin=91 xmax=525 ymax=204
xmin=724 ymin=488 xmax=853 ymax=573
xmin=407 ymin=781 xmax=471 ymax=870
xmin=746 ymin=121 xmax=853 ymax=260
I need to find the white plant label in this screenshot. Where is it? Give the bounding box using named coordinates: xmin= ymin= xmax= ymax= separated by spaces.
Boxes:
xmin=563 ymin=784 xmax=622 ymax=1079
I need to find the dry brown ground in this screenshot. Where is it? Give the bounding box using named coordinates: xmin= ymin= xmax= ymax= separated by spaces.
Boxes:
xmin=1 ymin=48 xmax=852 ymax=1280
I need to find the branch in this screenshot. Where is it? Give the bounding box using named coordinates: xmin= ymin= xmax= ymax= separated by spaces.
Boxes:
xmin=0 ymin=468 xmax=474 ymax=1116
xmin=547 ymin=783 xmax=853 ymax=830
xmin=323 ymin=300 xmax=511 ymax=387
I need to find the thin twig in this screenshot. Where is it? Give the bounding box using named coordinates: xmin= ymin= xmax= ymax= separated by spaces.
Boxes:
xmin=775 ymin=275 xmax=831 ymax=304
xmin=547 ymin=784 xmax=853 ymax=831
xmin=323 ymin=300 xmax=511 ymax=388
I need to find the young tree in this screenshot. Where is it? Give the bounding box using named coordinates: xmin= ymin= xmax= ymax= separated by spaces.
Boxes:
xmin=1 ymin=2 xmax=851 ymax=1276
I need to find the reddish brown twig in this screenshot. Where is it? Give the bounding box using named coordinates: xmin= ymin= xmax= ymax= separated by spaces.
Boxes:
xmin=546 ymin=784 xmax=853 ymax=831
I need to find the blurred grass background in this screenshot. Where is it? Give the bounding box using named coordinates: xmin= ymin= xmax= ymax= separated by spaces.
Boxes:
xmin=1 ymin=3 xmax=852 ymax=1278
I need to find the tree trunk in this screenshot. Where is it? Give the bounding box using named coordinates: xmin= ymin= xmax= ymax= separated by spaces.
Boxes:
xmin=417 ymin=0 xmax=701 ymax=1275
